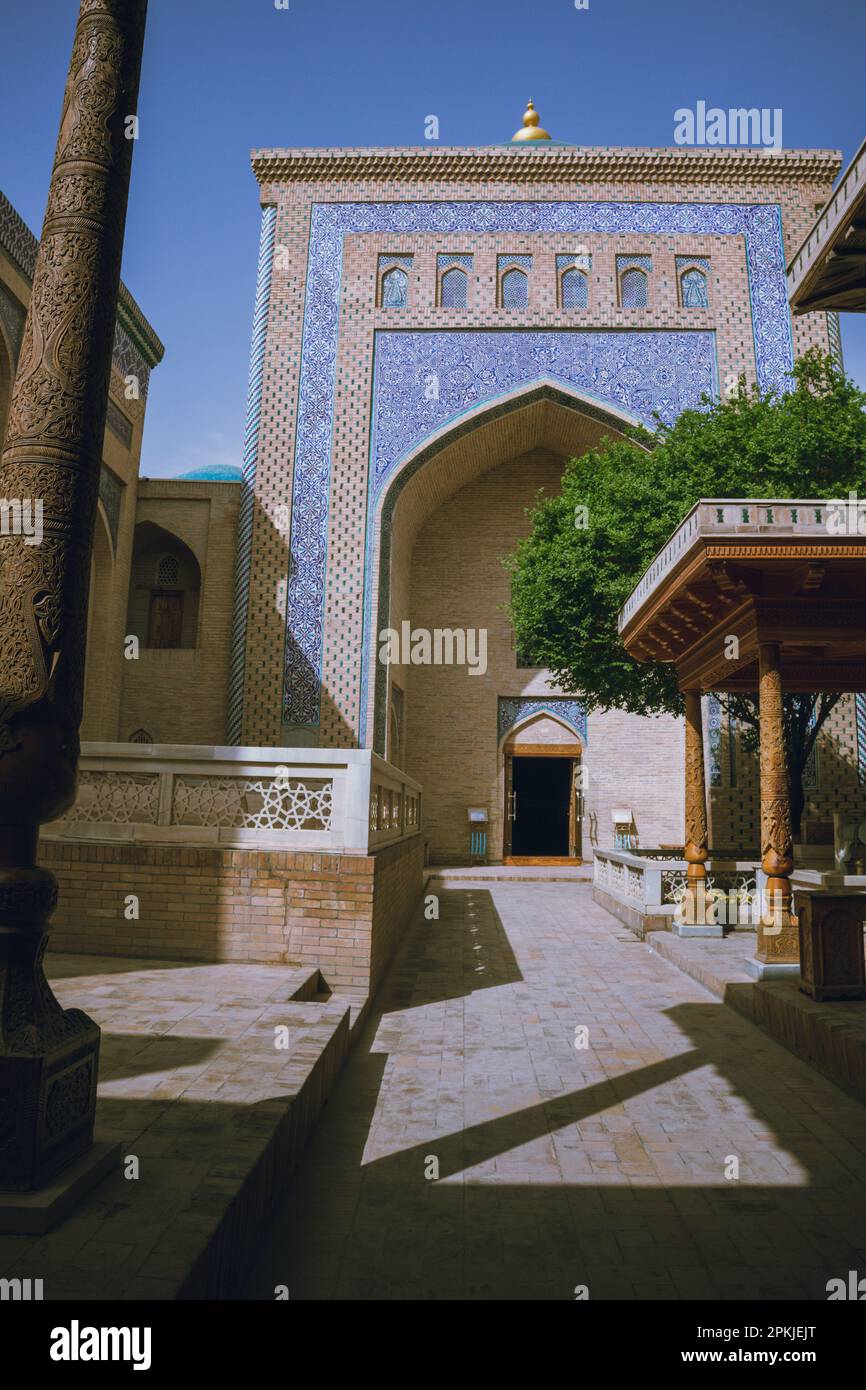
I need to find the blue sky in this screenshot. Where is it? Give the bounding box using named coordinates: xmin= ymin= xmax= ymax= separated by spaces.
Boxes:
xmin=1 ymin=0 xmax=864 ymax=478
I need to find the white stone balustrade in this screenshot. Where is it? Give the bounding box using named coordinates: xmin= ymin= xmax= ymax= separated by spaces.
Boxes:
xmin=594 ymin=846 xmax=759 ymax=926
xmin=44 ymin=743 xmax=422 ymax=853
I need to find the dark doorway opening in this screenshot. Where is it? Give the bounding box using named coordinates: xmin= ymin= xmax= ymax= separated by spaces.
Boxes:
xmin=510 ymin=756 xmax=571 ymax=857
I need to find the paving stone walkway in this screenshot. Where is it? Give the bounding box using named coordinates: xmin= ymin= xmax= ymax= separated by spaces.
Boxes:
xmin=0 ymin=957 xmax=349 ymax=1299
xmin=243 ymin=882 xmax=866 ymax=1301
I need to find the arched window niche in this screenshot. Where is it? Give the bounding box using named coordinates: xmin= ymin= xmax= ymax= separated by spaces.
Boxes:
xmin=680 ymin=267 xmax=709 ymax=308
xmin=619 ymin=266 xmax=648 ymax=309
xmin=439 ymin=265 xmax=468 ymax=308
xmin=500 ymin=267 xmax=529 ymax=309
xmin=126 ymin=521 xmax=202 ymax=651
xmin=380 ymin=266 xmax=409 ymax=308
xmin=560 ymin=267 xmax=588 ymax=310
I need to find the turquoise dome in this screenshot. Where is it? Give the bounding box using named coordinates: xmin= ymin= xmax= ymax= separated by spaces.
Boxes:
xmin=176 ymin=463 xmax=243 ymax=482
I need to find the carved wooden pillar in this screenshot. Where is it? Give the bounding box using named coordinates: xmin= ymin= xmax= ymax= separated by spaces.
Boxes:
xmin=682 ymin=690 xmax=709 ymax=926
xmin=0 ymin=0 xmax=148 ymax=1191
xmin=757 ymin=642 xmax=798 ymax=963
xmin=684 ymin=690 xmax=709 ymax=882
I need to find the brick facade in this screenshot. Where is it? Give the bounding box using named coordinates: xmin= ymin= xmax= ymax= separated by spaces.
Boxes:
xmin=220 ymin=141 xmax=845 ymax=861
xmin=118 ymin=477 xmax=241 ymax=745
xmin=235 ymin=146 xmax=838 ymax=755
xmin=15 ymin=141 xmax=861 ymax=895
xmin=41 ymin=835 xmax=424 ymax=996
xmin=59 ymin=140 xmax=861 ymax=868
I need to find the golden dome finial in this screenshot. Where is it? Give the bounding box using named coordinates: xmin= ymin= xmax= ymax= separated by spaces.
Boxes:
xmin=512 ymin=98 xmax=552 ymax=142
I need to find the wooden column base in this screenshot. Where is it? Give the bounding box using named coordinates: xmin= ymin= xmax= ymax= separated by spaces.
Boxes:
xmin=756 ymin=880 xmax=799 ymax=963
xmin=756 ymin=919 xmax=800 ymax=965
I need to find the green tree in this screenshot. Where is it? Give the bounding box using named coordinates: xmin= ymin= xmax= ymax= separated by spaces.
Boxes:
xmin=506 ymin=352 xmax=866 ymax=838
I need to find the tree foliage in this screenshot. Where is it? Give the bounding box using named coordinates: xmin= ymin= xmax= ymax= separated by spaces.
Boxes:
xmin=506 ymin=352 xmax=866 ymax=832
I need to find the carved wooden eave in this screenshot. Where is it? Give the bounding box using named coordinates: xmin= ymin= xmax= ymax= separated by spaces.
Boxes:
xmin=788 ymin=136 xmax=866 ymax=314
xmin=251 ymin=145 xmax=841 ymax=191
xmin=619 ymin=500 xmax=866 ymax=693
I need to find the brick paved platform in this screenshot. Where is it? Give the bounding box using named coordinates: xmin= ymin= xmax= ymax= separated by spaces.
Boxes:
xmin=243 ymin=882 xmax=866 ymax=1301
xmin=649 ymin=928 xmax=866 ymax=1107
xmin=0 ymin=956 xmax=353 ymax=1299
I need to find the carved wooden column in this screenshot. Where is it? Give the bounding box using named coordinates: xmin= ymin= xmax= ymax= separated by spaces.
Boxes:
xmin=757 ymin=642 xmax=798 ymax=963
xmin=684 ymin=690 xmax=709 ymax=879
xmin=0 ymin=0 xmax=148 ymax=1192
xmin=683 ymin=683 xmax=711 ymax=922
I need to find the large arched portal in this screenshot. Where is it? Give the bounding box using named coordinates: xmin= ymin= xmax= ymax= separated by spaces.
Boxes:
xmin=366 ymin=383 xmax=682 ymax=864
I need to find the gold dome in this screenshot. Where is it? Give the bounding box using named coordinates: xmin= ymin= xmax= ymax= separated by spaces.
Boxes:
xmin=512 ymin=99 xmax=552 ymax=142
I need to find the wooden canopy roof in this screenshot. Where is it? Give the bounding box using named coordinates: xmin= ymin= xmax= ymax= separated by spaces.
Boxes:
xmin=618 ymin=499 xmax=866 ymax=692
xmin=788 ymin=137 xmax=866 ymax=314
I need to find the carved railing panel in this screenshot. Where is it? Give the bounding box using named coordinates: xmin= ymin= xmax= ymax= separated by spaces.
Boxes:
xmin=64 ymin=770 xmax=159 ymax=824
xmin=172 ymin=775 xmax=333 ymax=832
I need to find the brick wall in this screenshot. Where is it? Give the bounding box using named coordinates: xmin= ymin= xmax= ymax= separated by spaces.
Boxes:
xmin=401 ymin=449 xmax=684 ymax=861
xmin=41 ymin=833 xmax=424 ymax=997
xmin=708 ymin=693 xmax=866 ymax=851
xmin=118 ymin=479 xmax=240 ymax=745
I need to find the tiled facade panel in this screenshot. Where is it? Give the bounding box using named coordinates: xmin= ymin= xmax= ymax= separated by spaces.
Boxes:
xmin=239 ymin=156 xmax=837 ymax=760
xmin=243 ymin=196 xmax=313 ymax=746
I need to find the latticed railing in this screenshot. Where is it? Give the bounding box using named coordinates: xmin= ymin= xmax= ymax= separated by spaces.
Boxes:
xmin=660 ymin=867 xmax=757 ymax=906
xmin=47 ymin=744 xmax=422 ymax=853
xmin=594 ymin=846 xmax=760 ymax=922
xmin=172 ymin=775 xmax=333 ymax=832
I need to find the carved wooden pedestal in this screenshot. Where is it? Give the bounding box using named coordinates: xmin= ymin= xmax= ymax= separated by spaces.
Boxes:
xmin=794 ymin=890 xmax=866 ymax=1001
xmin=0 ymin=866 xmax=101 ymax=1189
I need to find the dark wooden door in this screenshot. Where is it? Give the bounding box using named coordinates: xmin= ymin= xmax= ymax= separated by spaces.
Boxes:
xmin=511 ymin=756 xmax=571 ymax=856
xmin=148 ymin=591 xmax=183 ymax=648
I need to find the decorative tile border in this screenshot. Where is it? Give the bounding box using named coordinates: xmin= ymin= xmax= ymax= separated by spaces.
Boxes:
xmin=227 ymin=206 xmax=277 ymax=745
xmin=97 ymin=465 xmax=124 ymax=551
xmin=281 ymin=199 xmax=792 ymax=731
xmin=106 ymin=399 xmax=133 ymax=448
xmin=497 ymin=697 xmax=588 ymax=744
xmin=0 ymin=279 xmax=26 ymax=359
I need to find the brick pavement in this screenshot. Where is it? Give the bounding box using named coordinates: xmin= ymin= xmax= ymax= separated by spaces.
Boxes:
xmin=0 ymin=957 xmax=351 ymax=1299
xmin=242 ymin=882 xmax=866 ymax=1301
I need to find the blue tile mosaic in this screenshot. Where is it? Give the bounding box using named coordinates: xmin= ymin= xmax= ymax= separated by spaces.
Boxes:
xmin=498 ymin=698 xmax=588 ymax=744
xmin=282 ymin=200 xmax=793 ymax=731
xmin=369 ymin=329 xmax=716 ymax=504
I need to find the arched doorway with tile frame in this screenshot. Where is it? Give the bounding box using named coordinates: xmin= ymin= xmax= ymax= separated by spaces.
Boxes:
xmin=501 ymin=709 xmax=585 ymax=864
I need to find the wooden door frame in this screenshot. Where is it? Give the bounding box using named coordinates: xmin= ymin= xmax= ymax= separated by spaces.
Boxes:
xmin=503 ymin=744 xmax=584 ymax=865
